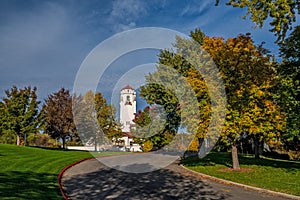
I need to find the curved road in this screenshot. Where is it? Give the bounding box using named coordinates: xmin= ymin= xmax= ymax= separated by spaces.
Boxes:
xmin=62 ymin=155 xmax=290 ymax=200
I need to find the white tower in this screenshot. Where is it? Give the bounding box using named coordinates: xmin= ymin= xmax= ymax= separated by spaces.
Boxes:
xmin=120 ymin=85 xmax=136 ymax=132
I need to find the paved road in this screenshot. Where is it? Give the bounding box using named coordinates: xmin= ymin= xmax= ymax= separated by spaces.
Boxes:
xmin=62 ymin=156 xmax=290 ymax=200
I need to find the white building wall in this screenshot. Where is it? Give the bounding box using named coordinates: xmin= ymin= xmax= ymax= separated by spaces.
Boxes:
xmin=120 ymin=86 xmax=136 ymax=132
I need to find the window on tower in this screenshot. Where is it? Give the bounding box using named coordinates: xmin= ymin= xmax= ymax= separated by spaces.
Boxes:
xmin=125 ymin=95 xmax=132 ymax=105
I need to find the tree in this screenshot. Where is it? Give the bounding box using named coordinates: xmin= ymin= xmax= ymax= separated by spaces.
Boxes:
xmin=132 ymin=105 xmax=169 ymax=147
xmin=139 ymin=76 xmax=182 ymax=148
xmin=94 ymin=92 xmax=122 ymax=140
xmin=0 ymin=86 xmax=41 ymax=145
xmin=73 ymin=91 xmax=100 ymax=150
xmin=73 ymin=90 xmax=122 ymax=151
xmin=139 ymin=29 xmax=224 ymax=154
xmin=276 ymin=25 xmax=300 ymax=150
xmin=133 ymin=106 xmax=166 ymax=138
xmin=42 ymin=88 xmax=76 ymax=149
xmin=216 ymin=0 xmax=300 ymax=43
xmin=141 ymin=28 xmax=285 ymax=169
xmin=202 ymin=32 xmax=285 ymax=161
xmin=240 ymin=84 xmax=285 ymax=158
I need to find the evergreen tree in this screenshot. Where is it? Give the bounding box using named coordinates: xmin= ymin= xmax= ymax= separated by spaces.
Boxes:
xmin=277 ymin=25 xmax=300 ymax=150
xmin=0 ymin=86 xmax=41 ymax=145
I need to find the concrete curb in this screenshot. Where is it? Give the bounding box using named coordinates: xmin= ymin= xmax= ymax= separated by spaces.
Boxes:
xmin=180 ymin=165 xmax=300 ymax=200
xmin=58 ymin=157 xmax=95 ymax=200
xmin=57 ymin=153 xmax=131 ymax=199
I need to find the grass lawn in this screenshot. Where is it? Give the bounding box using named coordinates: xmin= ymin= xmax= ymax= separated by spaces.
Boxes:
xmin=0 ymin=144 xmax=128 ymax=199
xmin=182 ymin=152 xmax=300 ymax=196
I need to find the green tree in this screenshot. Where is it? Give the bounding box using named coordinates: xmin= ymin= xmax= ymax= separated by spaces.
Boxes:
xmin=73 ymin=90 xmax=122 ymax=151
xmin=139 ymin=29 xmax=222 ymax=152
xmin=42 ymin=88 xmax=76 ymax=149
xmin=72 ymin=91 xmax=97 ymax=149
xmin=141 ymin=29 xmax=284 ymax=169
xmin=216 ymin=0 xmax=300 ymax=42
xmin=276 ymin=25 xmax=300 ymax=150
xmin=139 ymin=78 xmax=182 ymax=148
xmin=94 ymin=92 xmax=122 ymax=140
xmin=132 ymin=105 xmax=168 ymax=147
xmin=0 ymin=86 xmax=41 ymax=145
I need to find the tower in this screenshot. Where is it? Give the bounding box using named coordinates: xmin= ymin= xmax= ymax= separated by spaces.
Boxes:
xmin=120 ymin=85 xmax=136 ymax=132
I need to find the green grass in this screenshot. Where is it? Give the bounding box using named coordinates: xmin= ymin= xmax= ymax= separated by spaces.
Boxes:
xmin=182 ymin=152 xmax=300 ymax=196
xmin=0 ymin=144 xmax=128 ymax=199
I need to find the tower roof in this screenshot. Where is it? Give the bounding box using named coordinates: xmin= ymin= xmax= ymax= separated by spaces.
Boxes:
xmin=121 ymin=84 xmax=134 ymax=90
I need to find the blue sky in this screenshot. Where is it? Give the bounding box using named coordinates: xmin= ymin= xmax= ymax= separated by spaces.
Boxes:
xmin=0 ymin=0 xmax=299 ymax=109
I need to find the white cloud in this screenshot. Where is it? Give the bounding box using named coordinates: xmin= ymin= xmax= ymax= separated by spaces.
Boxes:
xmin=115 ymin=22 xmax=136 ymax=31
xmin=180 ymin=0 xmax=212 ymax=17
xmin=108 ymin=0 xmax=148 ymax=31
xmin=111 ymin=0 xmax=147 ymax=21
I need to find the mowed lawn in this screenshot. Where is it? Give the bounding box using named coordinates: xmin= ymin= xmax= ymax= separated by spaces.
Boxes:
xmin=0 ymin=144 xmax=126 ymax=199
xmin=182 ymin=152 xmax=300 ymax=196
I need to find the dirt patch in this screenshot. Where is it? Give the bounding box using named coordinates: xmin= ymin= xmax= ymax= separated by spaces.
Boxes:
xmin=218 ymin=168 xmax=254 ymax=172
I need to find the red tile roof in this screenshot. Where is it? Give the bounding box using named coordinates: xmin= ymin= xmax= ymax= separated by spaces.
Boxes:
xmin=121 ymin=84 xmax=134 ymax=90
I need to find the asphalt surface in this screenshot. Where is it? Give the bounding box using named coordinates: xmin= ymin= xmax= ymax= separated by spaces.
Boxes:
xmin=62 ymin=156 xmax=291 ymax=200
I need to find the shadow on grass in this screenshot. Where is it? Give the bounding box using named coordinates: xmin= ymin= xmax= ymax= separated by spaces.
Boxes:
xmin=63 ymin=162 xmax=230 ymax=200
xmin=181 ymin=152 xmax=232 ymax=168
xmin=181 ymin=152 xmax=300 ymax=172
xmin=29 ymin=145 xmax=88 ymax=152
xmin=0 ymin=171 xmax=62 ymax=200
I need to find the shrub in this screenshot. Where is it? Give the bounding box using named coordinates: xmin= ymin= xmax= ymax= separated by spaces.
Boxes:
xmin=26 ymin=133 xmax=61 ymax=148
xmin=0 ymin=131 xmax=16 ymax=144
xmin=288 ymin=150 xmax=300 ymax=161
xmin=143 ymin=140 xmax=153 ymax=152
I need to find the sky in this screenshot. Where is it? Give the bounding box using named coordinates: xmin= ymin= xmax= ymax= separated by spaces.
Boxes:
xmin=0 ymin=0 xmax=299 ymax=111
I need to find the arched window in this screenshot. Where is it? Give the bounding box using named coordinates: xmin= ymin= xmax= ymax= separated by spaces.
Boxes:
xmin=125 ymin=95 xmax=132 ymax=105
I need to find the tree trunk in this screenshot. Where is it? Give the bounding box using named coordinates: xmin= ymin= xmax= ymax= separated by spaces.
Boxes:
xmin=259 ymin=141 xmax=263 ymax=156
xmin=94 ymin=135 xmax=97 ymax=152
xmin=16 ymin=135 xmax=20 ymax=146
xmin=62 ymin=137 xmax=66 ymax=149
xmin=232 ymin=144 xmax=240 ymax=170
xmin=24 ymin=133 xmax=27 ymax=146
xmin=254 ymin=138 xmax=260 ymax=159
xmin=198 ymin=138 xmax=205 ymax=158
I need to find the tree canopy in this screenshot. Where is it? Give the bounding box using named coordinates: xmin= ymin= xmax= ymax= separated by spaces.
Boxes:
xmin=276 ymin=25 xmax=300 ymax=150
xmin=42 ymin=88 xmax=75 ymax=149
xmin=216 ymin=0 xmax=300 ymax=43
xmin=0 ymin=86 xmax=41 ymax=145
xmin=202 ymin=31 xmax=285 ymax=160
xmin=139 ymin=28 xmax=286 ymax=168
xmin=73 ymin=90 xmax=122 ymax=150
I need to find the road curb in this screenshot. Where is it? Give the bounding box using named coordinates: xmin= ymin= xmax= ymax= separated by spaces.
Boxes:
xmin=180 ymin=165 xmax=300 ymax=200
xmin=58 ymin=157 xmax=95 ymax=200
xmin=57 ymin=153 xmax=132 ymax=199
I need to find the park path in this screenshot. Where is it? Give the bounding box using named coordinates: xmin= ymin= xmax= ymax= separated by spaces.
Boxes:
xmin=61 ymin=155 xmax=290 ymax=200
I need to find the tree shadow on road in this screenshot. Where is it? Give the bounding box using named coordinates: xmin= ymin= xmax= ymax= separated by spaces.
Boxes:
xmin=63 ymin=162 xmax=230 ymax=200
